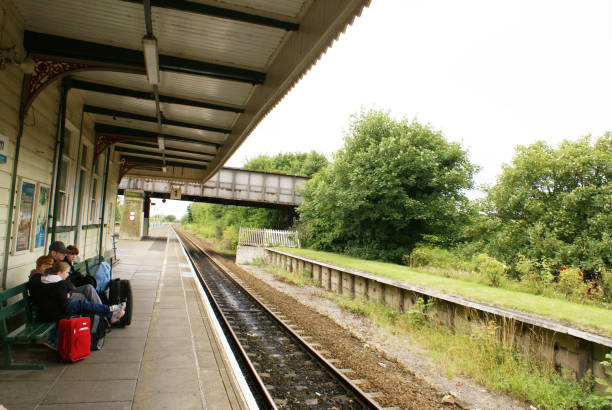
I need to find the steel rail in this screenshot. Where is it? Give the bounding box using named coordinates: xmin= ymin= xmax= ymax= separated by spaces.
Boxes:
xmin=174 ymin=227 xmax=382 ymax=409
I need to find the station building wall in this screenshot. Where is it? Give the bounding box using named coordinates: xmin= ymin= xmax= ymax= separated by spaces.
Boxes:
xmin=0 ymin=0 xmax=120 ymax=290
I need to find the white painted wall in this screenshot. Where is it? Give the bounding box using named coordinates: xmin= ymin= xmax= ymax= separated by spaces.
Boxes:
xmin=0 ymin=0 xmax=120 ymax=288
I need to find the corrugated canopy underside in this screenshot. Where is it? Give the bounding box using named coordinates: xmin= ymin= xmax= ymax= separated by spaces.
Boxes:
xmin=16 ymin=0 xmax=370 ymax=182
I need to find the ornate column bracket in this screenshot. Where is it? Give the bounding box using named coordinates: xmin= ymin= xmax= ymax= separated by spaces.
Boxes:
xmin=119 ymin=161 xmax=139 ymax=183
xmin=21 ymin=58 xmax=100 ymax=116
xmin=95 ymin=134 xmax=131 ymax=158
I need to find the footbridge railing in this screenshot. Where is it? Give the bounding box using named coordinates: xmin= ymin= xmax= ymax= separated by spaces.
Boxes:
xmin=238 ymin=227 xmax=300 ymax=248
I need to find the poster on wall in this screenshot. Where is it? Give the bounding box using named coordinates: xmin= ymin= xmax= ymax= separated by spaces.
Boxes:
xmin=34 ymin=184 xmax=50 ymax=249
xmin=0 ymin=134 xmax=8 ymax=164
xmin=15 ymin=179 xmax=35 ymax=252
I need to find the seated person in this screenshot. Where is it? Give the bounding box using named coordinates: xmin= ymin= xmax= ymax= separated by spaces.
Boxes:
xmin=32 ymin=261 xmax=125 ymax=324
xmin=47 ymin=241 xmax=102 ymax=304
xmin=64 ymin=245 xmax=96 ymax=288
xmin=30 ymin=255 xmax=53 ymax=279
xmin=29 ymin=256 xmax=97 ymax=305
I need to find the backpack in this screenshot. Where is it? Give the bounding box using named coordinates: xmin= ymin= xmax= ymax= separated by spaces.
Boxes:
xmin=90 ymin=314 xmax=110 ymax=351
xmin=69 ymin=271 xmax=97 ymax=289
xmin=89 ymin=261 xmax=112 ymax=293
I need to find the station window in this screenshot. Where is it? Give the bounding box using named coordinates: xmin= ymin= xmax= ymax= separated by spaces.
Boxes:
xmin=57 ymin=121 xmax=79 ymax=226
xmin=56 ymin=158 xmax=70 ymax=225
xmin=90 ymin=177 xmax=99 ymax=223
xmin=76 ymin=169 xmax=87 ymax=224
xmin=62 ymin=129 xmax=73 ymax=157
xmin=96 ymin=153 xmax=104 ymax=175
xmin=81 ymin=145 xmax=89 ymax=167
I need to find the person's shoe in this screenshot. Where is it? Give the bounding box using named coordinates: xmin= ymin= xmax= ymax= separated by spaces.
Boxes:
xmin=110 ymin=309 xmax=125 ymax=324
xmin=42 ymin=339 xmax=57 ymax=351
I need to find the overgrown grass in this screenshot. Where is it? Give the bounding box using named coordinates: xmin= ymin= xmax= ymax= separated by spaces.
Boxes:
xmin=182 ymin=224 xmax=237 ymax=255
xmin=278 ymin=247 xmax=612 ymax=335
xmin=330 ymin=294 xmax=606 ymax=410
xmin=253 ymin=261 xmax=606 ymax=409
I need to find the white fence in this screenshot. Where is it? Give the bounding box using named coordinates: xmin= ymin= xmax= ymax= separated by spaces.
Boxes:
xmin=238 ymin=227 xmax=301 ymax=248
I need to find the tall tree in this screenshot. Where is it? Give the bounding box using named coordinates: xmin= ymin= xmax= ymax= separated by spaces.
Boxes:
xmin=483 ymin=134 xmax=612 ymax=272
xmin=298 ymin=109 xmax=477 ymax=262
xmin=243 ymin=151 xmax=328 ymax=177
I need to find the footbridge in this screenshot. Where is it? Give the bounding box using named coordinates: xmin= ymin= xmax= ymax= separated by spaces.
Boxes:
xmin=118 ymin=167 xmax=309 ymax=209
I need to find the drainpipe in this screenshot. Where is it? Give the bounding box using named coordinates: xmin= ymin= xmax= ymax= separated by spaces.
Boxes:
xmin=51 ymin=83 xmax=69 ymax=242
xmin=98 ymin=146 xmax=110 ymax=262
xmin=1 ymin=77 xmax=27 ymax=290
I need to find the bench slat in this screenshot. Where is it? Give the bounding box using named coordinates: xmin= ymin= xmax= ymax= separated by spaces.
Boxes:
xmin=0 ymin=283 xmax=27 ymax=303
xmin=0 ymin=299 xmax=28 ymax=321
xmin=6 ymin=321 xmax=55 ymax=341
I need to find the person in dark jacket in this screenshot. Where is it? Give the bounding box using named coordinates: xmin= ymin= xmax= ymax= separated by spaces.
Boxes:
xmin=64 ymin=245 xmax=95 ymax=288
xmin=47 ymin=241 xmax=102 ymax=304
xmin=32 ymin=261 xmax=125 ymax=323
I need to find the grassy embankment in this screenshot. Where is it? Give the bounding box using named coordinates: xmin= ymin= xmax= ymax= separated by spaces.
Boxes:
xmin=278 ymin=247 xmax=612 ymax=335
xmin=248 ymin=258 xmax=611 ymax=410
xmin=182 ymin=224 xmax=238 ymax=255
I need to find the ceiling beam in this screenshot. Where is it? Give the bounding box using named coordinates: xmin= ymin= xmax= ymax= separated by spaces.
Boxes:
xmin=95 ymin=123 xmax=220 ymax=149
xmin=121 ymin=0 xmax=299 ymax=31
xmin=116 ymin=141 xmax=215 ymax=157
xmin=115 ymin=146 xmax=211 ymax=163
xmin=69 ymin=79 xmax=243 ymax=113
xmin=24 ymin=31 xmax=265 ymax=84
xmin=83 ymin=105 xmax=231 ymax=134
xmin=120 ymin=155 xmax=206 ymax=170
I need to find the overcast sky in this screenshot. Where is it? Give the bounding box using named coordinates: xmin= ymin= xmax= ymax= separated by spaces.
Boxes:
xmin=155 ymin=0 xmax=612 ymax=218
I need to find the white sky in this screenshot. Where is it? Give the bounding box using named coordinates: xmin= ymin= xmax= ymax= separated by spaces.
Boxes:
xmin=154 ymin=0 xmax=612 ymax=218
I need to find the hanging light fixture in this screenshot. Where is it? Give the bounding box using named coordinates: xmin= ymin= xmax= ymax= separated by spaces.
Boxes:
xmin=142 ymin=36 xmax=159 ymax=85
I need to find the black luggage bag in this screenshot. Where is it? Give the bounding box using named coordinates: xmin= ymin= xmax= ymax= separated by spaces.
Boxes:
xmin=89 ymin=314 xmax=110 ymax=350
xmin=108 ymin=279 xmax=133 ymax=327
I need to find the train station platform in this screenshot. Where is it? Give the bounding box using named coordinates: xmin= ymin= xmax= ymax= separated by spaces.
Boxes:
xmin=0 ymin=226 xmax=251 ymax=410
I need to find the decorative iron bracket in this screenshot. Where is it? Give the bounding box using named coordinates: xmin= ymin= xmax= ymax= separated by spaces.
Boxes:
xmin=119 ymin=161 xmax=139 ymax=183
xmin=21 ymin=58 xmax=100 ymax=116
xmin=95 ymin=134 xmax=131 ymax=158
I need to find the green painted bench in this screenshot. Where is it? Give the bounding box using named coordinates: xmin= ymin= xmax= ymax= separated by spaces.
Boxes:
xmin=0 ymin=283 xmax=56 ymax=370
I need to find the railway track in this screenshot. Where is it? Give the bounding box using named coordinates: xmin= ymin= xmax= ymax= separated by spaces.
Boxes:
xmin=175 ymin=228 xmax=382 ymax=409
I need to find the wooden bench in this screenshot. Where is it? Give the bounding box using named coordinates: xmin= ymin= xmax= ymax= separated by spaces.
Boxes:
xmin=0 ymin=283 xmax=56 ymax=370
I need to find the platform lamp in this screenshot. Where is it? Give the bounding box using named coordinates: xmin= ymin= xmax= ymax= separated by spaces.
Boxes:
xmin=142 ymin=35 xmax=160 ymax=85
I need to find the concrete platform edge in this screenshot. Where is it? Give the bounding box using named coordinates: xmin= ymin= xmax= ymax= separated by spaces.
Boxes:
xmin=174 ymin=231 xmax=258 ymax=410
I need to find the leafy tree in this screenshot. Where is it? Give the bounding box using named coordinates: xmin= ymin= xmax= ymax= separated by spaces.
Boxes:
xmin=298 ymin=109 xmax=477 ymax=262
xmin=482 ymin=134 xmax=612 ymax=274
xmin=243 ymin=151 xmax=328 ymax=177
xmin=115 ymin=202 xmax=123 ymax=222
xmin=163 ymin=214 xmax=176 ymax=223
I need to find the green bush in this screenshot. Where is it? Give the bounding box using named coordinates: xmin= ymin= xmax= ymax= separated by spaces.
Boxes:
xmin=474 ymin=253 xmax=505 ymax=286
xmin=558 ymin=267 xmax=589 ymax=300
xmin=404 ymin=246 xmax=475 ymax=271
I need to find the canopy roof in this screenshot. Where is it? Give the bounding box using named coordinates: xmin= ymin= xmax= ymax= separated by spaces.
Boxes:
xmin=16 ymin=0 xmax=369 ymax=181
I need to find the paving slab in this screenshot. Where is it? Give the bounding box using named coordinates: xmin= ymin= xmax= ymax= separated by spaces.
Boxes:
xmin=43 ymin=380 xmax=137 ymax=404
xmin=37 ymin=402 xmax=132 ymax=410
xmin=62 ymin=361 xmax=142 ymax=380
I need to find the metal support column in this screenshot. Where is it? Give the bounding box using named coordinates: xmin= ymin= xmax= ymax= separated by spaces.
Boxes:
xmin=143 ymin=195 xmax=151 ymax=237
xmin=1 ymin=77 xmax=27 ymax=290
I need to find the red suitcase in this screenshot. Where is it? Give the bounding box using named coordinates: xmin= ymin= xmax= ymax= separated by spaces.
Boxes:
xmin=58 ymin=317 xmax=91 ymax=362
